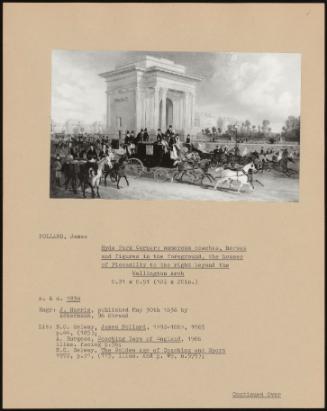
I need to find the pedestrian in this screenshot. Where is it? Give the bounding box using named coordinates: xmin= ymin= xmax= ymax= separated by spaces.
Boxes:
xmin=55 ymin=155 xmax=62 ymax=187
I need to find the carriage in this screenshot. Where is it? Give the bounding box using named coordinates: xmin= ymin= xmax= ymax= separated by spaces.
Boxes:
xmin=125 ymin=141 xmax=216 ymax=185
xmin=127 ymin=142 xmax=175 ymax=168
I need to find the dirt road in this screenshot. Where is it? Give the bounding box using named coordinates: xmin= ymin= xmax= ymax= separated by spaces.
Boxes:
xmin=52 ymin=170 xmax=299 ymax=202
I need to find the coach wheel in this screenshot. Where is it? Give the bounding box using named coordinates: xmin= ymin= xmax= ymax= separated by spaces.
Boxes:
xmin=126 ymin=158 xmax=144 ymax=176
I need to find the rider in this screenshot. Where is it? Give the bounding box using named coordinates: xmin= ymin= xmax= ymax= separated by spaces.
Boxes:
xmin=87 ymin=144 xmax=98 ymax=161
xmin=99 ymin=144 xmax=109 ymax=159
xmin=86 ymin=144 xmax=98 ymax=173
xmin=129 ymin=131 xmax=136 ymax=155
xmin=161 ymin=136 xmax=169 ymax=154
xmin=168 ymin=133 xmax=176 ymax=149
xmin=105 ymin=147 xmax=115 ymax=169
xmin=124 ymin=130 xmax=131 ymax=156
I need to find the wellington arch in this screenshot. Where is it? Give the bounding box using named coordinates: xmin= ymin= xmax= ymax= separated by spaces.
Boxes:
xmin=99 ymin=56 xmax=203 ymax=138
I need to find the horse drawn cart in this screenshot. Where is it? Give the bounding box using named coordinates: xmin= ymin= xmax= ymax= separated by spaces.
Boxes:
xmin=127 ymin=142 xmax=216 ymax=185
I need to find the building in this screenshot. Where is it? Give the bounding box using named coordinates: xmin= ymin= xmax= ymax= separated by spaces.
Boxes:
xmin=63 ymin=119 xmax=86 ymax=135
xmin=99 ymin=56 xmax=203 ymax=138
xmin=51 ymin=120 xmax=65 ymax=133
xmin=90 ymin=121 xmax=105 ymax=134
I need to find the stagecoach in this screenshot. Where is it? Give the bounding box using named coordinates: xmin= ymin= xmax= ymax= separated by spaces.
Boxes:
xmin=123 ymin=141 xmax=216 ymax=185
xmin=131 ymin=142 xmax=175 ymax=168
xmin=106 ymin=141 xmax=177 ymax=180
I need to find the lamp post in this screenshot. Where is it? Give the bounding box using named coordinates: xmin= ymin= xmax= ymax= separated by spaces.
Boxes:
xmin=233 ymin=124 xmax=240 ymax=158
xmin=234 ymin=124 xmax=239 ymax=143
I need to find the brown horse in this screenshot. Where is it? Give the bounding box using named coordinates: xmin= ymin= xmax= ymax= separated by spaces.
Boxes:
xmin=115 ymin=157 xmax=130 ymax=189
xmin=171 ymin=158 xmax=215 ymax=185
xmin=79 ymin=158 xmax=107 ymax=198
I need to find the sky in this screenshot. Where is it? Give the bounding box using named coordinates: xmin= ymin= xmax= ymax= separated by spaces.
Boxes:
xmin=52 ymin=50 xmax=301 ymax=132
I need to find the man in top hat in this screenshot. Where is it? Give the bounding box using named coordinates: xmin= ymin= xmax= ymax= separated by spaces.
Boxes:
xmin=99 ymin=144 xmax=109 ymax=159
xmin=166 ymin=125 xmax=174 ymax=137
xmin=168 ymin=133 xmax=176 ymax=149
xmin=54 ymin=155 xmax=62 ymax=187
xmin=136 ymin=129 xmax=144 ymax=144
xmin=143 ymin=128 xmax=149 ymax=142
xmin=130 ymin=131 xmax=135 ymax=144
xmin=157 ymin=129 xmax=164 ymax=143
xmin=87 ymin=144 xmax=98 ymax=161
xmin=124 ymin=130 xmax=131 ymax=145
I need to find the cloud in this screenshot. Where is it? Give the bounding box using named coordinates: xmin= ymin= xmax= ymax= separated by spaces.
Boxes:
xmin=51 ymin=51 xmax=301 ymax=132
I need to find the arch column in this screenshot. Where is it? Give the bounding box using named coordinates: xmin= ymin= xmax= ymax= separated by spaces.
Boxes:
xmin=190 ymin=92 xmax=196 ymax=129
xmin=153 ymin=87 xmax=160 ymax=130
xmin=160 ymin=88 xmax=167 ymax=131
xmin=105 ymin=89 xmax=112 ymax=132
xmin=135 ymin=86 xmax=142 ymax=130
xmin=182 ymin=92 xmax=189 ymax=131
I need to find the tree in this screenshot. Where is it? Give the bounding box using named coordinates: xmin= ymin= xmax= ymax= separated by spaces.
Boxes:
xmin=227 ymin=124 xmax=234 ymax=134
xmin=262 ymin=120 xmax=270 ymax=134
xmin=217 ymin=118 xmax=225 ymax=133
xmin=285 ymin=115 xmax=300 ymax=131
xmin=244 ymin=120 xmax=251 ymax=134
xmin=282 ymin=116 xmax=300 ymax=141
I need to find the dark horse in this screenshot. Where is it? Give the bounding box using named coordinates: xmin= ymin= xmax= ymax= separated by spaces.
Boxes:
xmin=101 ymin=156 xmax=130 ymax=189
xmin=115 ymin=157 xmax=129 ymax=189
xmin=102 ymin=163 xmax=118 ymax=186
xmin=191 ymin=146 xmax=213 ymax=160
xmin=171 ymin=158 xmax=215 ymax=185
xmin=62 ymin=160 xmax=80 ymax=194
xmin=78 ymin=160 xmax=99 ymax=198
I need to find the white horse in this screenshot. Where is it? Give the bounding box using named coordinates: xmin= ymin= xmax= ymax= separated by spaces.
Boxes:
xmin=87 ymin=157 xmax=107 ymax=198
xmin=214 ymin=162 xmax=256 ymax=193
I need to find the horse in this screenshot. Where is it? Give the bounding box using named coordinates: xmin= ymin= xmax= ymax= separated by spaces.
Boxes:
xmin=214 ymin=162 xmax=257 ymax=193
xmin=102 ymin=154 xmax=118 ymax=186
xmin=191 ymin=145 xmax=213 ymax=161
xmin=79 ymin=157 xmax=107 ymax=198
xmin=62 ymin=158 xmax=79 ymax=194
xmin=171 ymin=157 xmax=215 ymax=185
xmin=115 ymin=156 xmax=129 ymax=189
xmin=101 ymin=154 xmax=130 ymax=189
